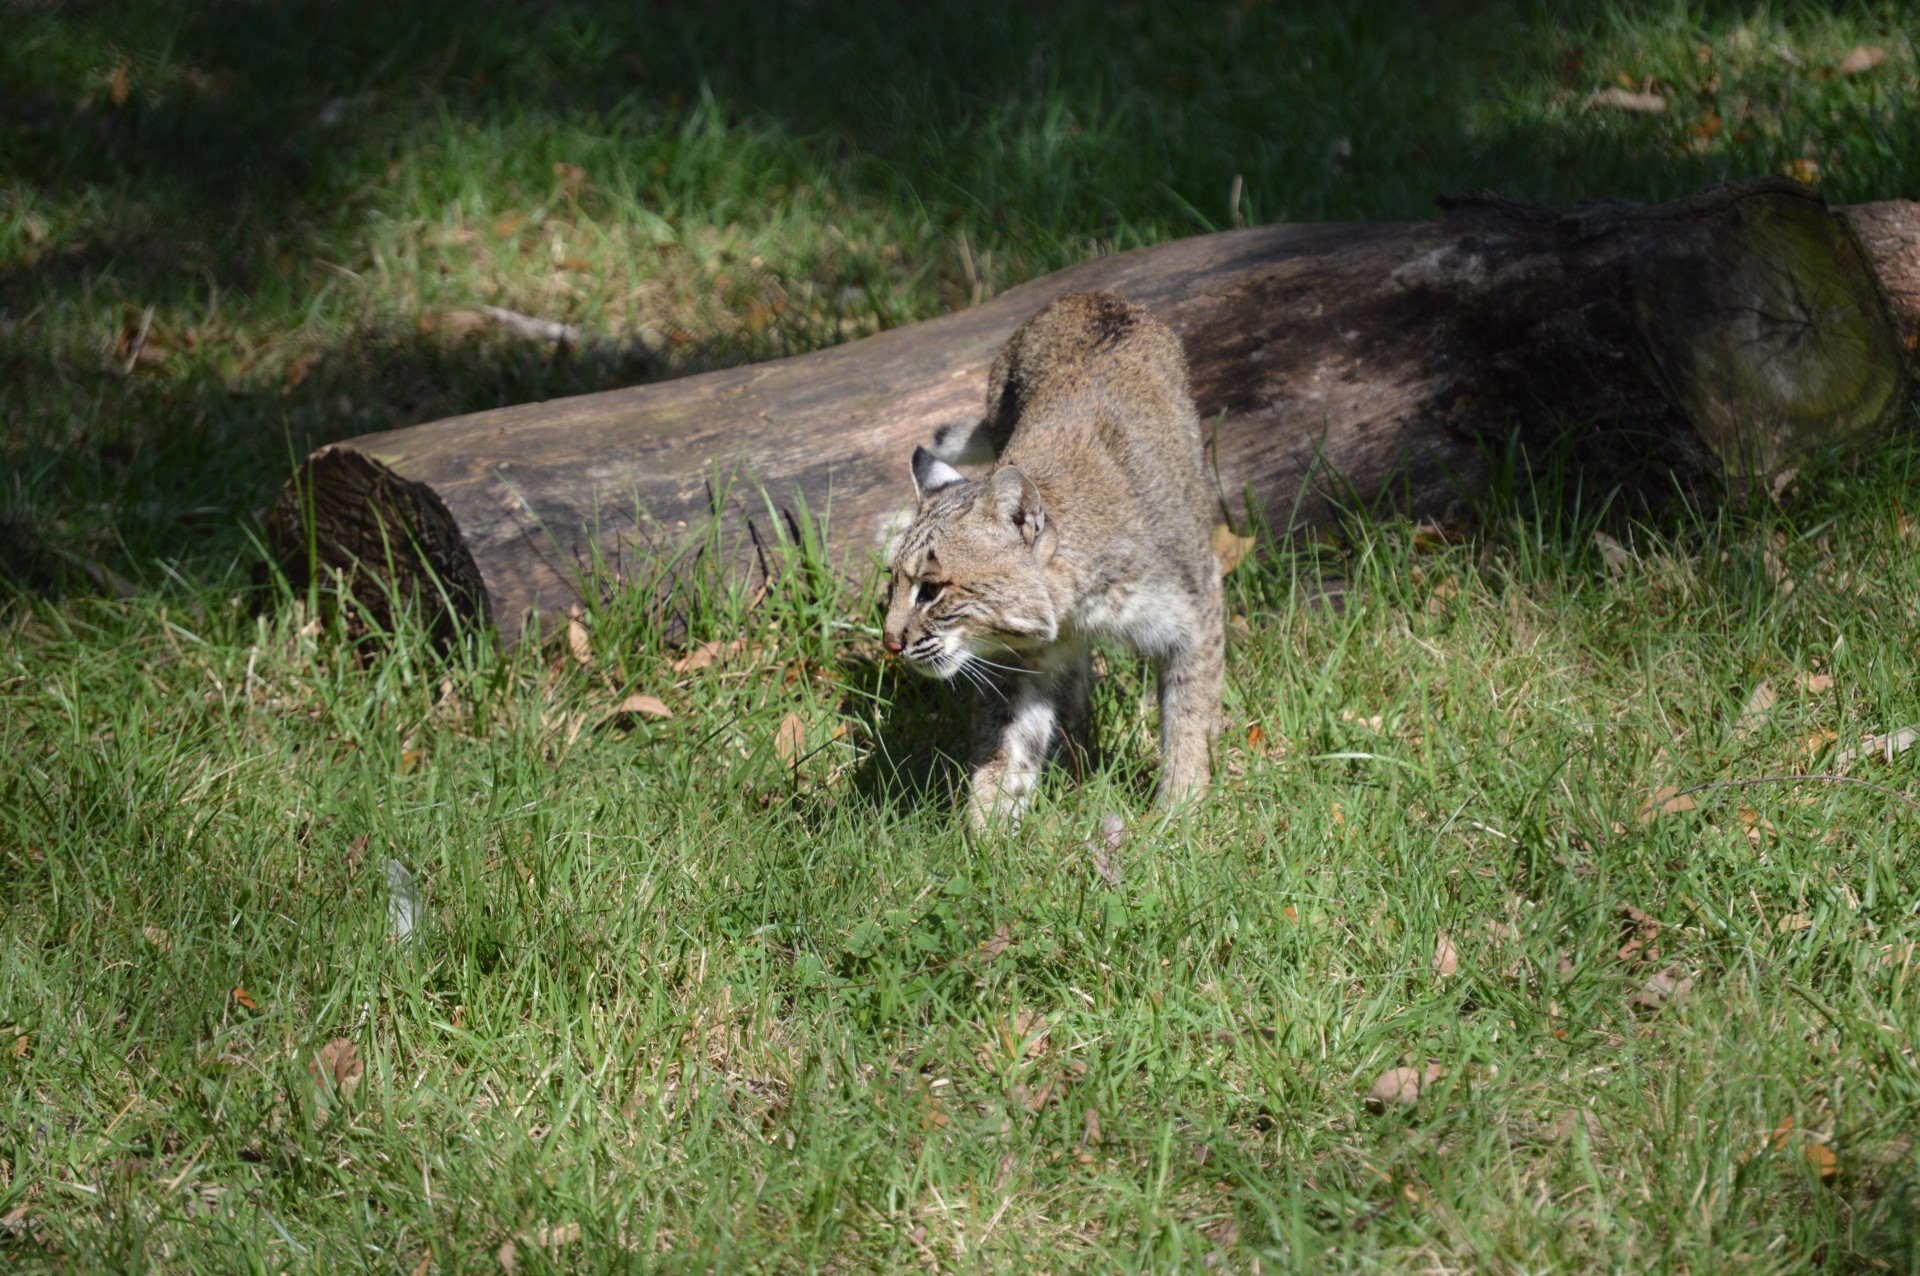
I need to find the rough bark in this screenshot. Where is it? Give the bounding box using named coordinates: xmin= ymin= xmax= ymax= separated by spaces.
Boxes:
xmin=271 ymin=178 xmax=1918 ymax=646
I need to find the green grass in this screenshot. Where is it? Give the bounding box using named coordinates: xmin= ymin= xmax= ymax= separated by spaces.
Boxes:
xmin=6 ymin=1 xmax=1920 ymax=1270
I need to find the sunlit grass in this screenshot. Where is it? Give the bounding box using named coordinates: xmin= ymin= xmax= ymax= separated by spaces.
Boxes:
xmin=4 ymin=1 xmax=1920 ymax=1270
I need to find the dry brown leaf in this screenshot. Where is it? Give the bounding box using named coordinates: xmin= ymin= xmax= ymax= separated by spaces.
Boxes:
xmin=566 ymin=607 xmax=594 ymax=667
xmin=1638 ymin=786 xmax=1698 ymax=822
xmin=1804 ymin=1141 xmax=1839 ymax=1178
xmin=1087 ymin=811 xmax=1126 ymax=888
xmin=1738 ymin=806 xmax=1777 ymax=847
xmin=532 ymin=1222 xmax=582 ymax=1249
xmin=1837 ymin=45 xmax=1888 ymax=75
xmin=1781 ymin=158 xmax=1821 ymax=186
xmin=1836 ymin=725 xmax=1920 ymax=772
xmin=613 ymin=693 xmax=672 ymax=719
xmin=1591 ymin=530 xmax=1633 ymax=574
xmin=1432 ymin=930 xmax=1459 ymax=977
xmin=1775 ymin=911 xmax=1812 ymax=934
xmin=774 ymin=712 xmax=806 ymax=764
xmin=1796 ymin=673 xmax=1834 ymax=694
xmin=417 ymin=309 xmax=491 ymax=340
xmin=1211 ymin=523 xmax=1256 ymax=576
xmin=10 ymin=1032 xmax=27 ymax=1059
xmin=977 ymin=924 xmax=1013 ymax=960
xmin=672 ymin=638 xmax=749 ymax=673
xmin=1365 ymin=1063 xmax=1443 ymax=1113
xmin=309 ymin=1037 xmax=365 ymax=1103
xmin=1081 ymin=1107 xmax=1103 ymax=1147
xmin=1617 ymin=905 xmax=1662 ymax=966
xmin=1735 ymin=680 xmax=1776 ymax=738
xmin=1586 ymin=86 xmax=1666 ymax=113
xmin=1626 ymin=966 xmax=1694 ymax=1010
xmin=143 ymin=924 xmax=172 ymax=952
xmin=1410 ymin=520 xmax=1468 ymax=551
xmin=497 ymin=1237 xmax=517 ymax=1274
xmin=231 ymin=986 xmax=259 ymax=1012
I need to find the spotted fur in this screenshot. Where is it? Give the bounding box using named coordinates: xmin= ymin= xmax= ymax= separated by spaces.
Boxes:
xmin=882 ymin=291 xmax=1225 ymax=828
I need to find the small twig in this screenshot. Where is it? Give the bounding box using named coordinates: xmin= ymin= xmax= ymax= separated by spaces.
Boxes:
xmin=1668 ymin=773 xmax=1920 ymax=814
xmin=480 ymin=305 xmax=583 ymax=346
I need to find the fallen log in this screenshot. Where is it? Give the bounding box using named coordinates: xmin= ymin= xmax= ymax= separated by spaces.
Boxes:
xmin=271 ymin=178 xmax=1918 ymax=646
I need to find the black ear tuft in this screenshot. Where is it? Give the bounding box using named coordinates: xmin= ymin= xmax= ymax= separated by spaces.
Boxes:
xmin=911 ymin=445 xmax=966 ymax=498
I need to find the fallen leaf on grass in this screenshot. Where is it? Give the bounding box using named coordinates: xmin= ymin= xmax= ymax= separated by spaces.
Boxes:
xmin=1835 ymin=725 xmax=1920 ymax=772
xmin=308 ymin=1037 xmax=364 ymax=1103
xmin=1410 ymin=520 xmax=1468 ymax=551
xmin=1761 ymin=547 xmax=1797 ymax=595
xmin=773 ymin=713 xmax=806 ymax=764
xmin=1086 ymin=811 xmax=1126 ymax=888
xmin=1585 ymin=86 xmax=1666 ymax=113
xmin=1804 ymin=1141 xmax=1839 ymax=1179
xmin=231 ymin=986 xmax=259 ymax=1012
xmin=1626 ymin=966 xmax=1694 ymax=1011
xmin=497 ymin=1238 xmax=517 ymax=1274
xmin=1737 ymin=806 xmax=1777 ymax=846
xmin=612 ymin=693 xmax=672 ymax=719
xmin=532 ymin=1222 xmax=582 ymax=1249
xmin=1796 ymin=673 xmax=1834 ymax=694
xmin=1617 ymin=905 xmax=1662 ymax=965
xmin=1734 ymin=680 xmax=1776 ymax=738
xmin=143 ymin=924 xmax=171 ymax=952
xmin=417 ymin=309 xmax=491 ymax=340
xmin=1638 ymin=786 xmax=1698 ymax=822
xmin=1211 ymin=523 xmax=1255 ymax=576
xmin=1365 ymin=1063 xmax=1443 ymax=1113
xmin=1431 ymin=931 xmax=1459 ymax=977
xmin=1837 ymin=45 xmax=1887 ymax=75
xmin=566 ymin=607 xmax=593 ymax=667
xmin=1781 ymin=158 xmax=1821 ymax=186
xmin=1591 ymin=530 xmax=1634 ymax=574
xmin=672 ymin=638 xmax=750 ymax=673
xmin=977 ymin=924 xmax=1013 ymax=961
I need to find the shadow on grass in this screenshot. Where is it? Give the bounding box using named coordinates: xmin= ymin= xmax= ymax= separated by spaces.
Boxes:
xmin=3 ymin=0 xmax=1916 ymax=595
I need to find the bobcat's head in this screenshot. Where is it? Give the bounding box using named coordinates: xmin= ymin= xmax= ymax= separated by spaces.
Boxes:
xmin=881 ymin=446 xmax=1059 ymax=681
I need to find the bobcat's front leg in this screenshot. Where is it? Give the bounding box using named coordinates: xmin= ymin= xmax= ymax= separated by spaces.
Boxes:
xmin=965 ymin=646 xmax=1088 ymax=830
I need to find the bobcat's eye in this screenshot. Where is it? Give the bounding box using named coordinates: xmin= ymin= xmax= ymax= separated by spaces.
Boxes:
xmin=917 ymin=580 xmax=947 ymax=605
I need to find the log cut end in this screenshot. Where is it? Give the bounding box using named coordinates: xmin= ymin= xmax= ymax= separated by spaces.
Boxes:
xmin=1633 ymin=187 xmax=1912 ymax=480
xmin=269 ymin=445 xmax=490 ymax=642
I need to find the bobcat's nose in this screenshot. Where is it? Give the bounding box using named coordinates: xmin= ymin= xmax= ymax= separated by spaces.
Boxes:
xmin=882 ymin=637 xmax=904 ymax=656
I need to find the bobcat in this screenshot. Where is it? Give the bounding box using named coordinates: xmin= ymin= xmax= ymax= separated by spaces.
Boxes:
xmin=881 ymin=291 xmax=1225 ymax=828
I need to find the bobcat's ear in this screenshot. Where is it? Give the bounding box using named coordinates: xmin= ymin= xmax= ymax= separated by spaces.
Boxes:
xmin=910 ymin=446 xmax=966 ymax=499
xmin=986 ymin=466 xmax=1053 ymax=560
